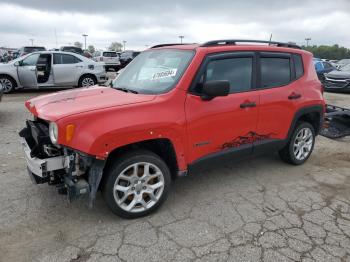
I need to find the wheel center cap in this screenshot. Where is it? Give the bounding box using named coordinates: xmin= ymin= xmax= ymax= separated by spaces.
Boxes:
xmin=135 ymin=180 xmax=143 ymax=191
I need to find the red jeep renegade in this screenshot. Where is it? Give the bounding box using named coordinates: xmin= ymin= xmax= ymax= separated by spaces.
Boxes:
xmin=20 ymin=40 xmax=326 ymax=218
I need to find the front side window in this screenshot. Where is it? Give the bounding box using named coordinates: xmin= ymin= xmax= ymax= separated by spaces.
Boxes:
xmin=112 ymin=49 xmax=194 ymax=94
xmin=204 ymin=57 xmax=253 ymax=93
xmin=21 ymin=53 xmax=40 ymax=66
xmin=261 ymin=57 xmax=291 ymax=88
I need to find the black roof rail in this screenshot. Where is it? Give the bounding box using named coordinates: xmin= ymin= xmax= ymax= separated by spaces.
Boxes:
xmin=150 ymin=43 xmax=196 ymax=49
xmin=200 ymin=39 xmax=301 ymax=49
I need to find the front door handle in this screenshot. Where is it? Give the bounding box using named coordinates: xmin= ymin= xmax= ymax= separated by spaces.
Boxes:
xmin=288 ymin=92 xmax=302 ymax=100
xmin=240 ymin=101 xmax=256 ymax=108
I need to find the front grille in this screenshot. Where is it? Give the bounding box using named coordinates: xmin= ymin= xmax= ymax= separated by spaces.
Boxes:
xmin=325 ymin=77 xmax=350 ymax=88
xmin=19 ymin=119 xmax=60 ymax=159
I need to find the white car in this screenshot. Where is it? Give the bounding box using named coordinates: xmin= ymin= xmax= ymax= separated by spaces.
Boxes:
xmin=93 ymin=51 xmax=121 ymax=71
xmin=0 ymin=51 xmax=107 ymax=93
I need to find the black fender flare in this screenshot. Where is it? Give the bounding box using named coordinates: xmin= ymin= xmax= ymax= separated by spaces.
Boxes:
xmin=286 ymin=105 xmax=324 ymax=141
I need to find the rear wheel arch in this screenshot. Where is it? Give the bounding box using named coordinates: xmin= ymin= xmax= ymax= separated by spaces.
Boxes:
xmin=287 ymin=105 xmax=324 ymax=139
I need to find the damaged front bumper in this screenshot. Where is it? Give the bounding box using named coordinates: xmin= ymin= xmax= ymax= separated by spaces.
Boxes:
xmin=19 ymin=119 xmax=105 ymax=207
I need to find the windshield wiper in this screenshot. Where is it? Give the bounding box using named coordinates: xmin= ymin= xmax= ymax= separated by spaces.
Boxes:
xmin=114 ymin=87 xmax=138 ymax=94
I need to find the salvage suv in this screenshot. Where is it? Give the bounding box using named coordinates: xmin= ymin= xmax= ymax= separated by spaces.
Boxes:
xmin=20 ymin=40 xmax=325 ymax=218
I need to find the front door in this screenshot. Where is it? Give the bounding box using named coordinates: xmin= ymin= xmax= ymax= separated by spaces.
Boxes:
xmin=185 ymin=52 xmax=259 ymax=164
xmin=17 ymin=53 xmax=39 ymax=88
xmin=53 ymin=53 xmax=83 ymax=86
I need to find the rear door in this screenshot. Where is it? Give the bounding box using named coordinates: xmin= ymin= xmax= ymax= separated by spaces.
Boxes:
xmin=185 ymin=52 xmax=260 ymax=163
xmin=17 ymin=53 xmax=39 ymax=88
xmin=52 ymin=53 xmax=83 ymax=85
xmin=255 ymin=52 xmax=303 ymax=149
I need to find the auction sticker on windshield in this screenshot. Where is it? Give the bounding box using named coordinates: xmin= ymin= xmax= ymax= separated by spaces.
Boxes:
xmin=152 ymin=69 xmax=177 ymax=80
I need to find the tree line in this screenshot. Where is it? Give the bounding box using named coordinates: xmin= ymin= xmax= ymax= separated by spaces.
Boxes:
xmin=73 ymin=41 xmax=123 ymax=54
xmin=302 ymin=44 xmax=350 ymax=60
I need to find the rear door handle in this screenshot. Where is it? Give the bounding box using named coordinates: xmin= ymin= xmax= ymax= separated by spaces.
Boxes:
xmin=288 ymin=92 xmax=302 ymax=100
xmin=240 ymin=102 xmax=256 ymax=108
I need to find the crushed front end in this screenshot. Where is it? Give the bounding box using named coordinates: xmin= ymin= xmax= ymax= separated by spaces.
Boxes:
xmin=19 ymin=118 xmax=105 ymax=206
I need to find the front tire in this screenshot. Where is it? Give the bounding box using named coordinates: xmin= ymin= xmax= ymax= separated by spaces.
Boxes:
xmin=0 ymin=75 xmax=15 ymax=93
xmin=279 ymin=122 xmax=315 ymax=165
xmin=102 ymin=150 xmax=171 ymax=219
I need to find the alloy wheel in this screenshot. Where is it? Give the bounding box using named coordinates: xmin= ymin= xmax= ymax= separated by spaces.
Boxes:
xmin=0 ymin=78 xmax=13 ymax=93
xmin=113 ymin=162 xmax=165 ymax=213
xmin=81 ymin=77 xmax=95 ymax=87
xmin=293 ymin=127 xmax=314 ymax=161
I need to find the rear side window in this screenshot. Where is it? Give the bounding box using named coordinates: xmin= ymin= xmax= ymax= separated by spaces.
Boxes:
xmin=293 ymin=54 xmax=304 ymax=79
xmin=261 ymin=57 xmax=291 ymax=88
xmin=54 ymin=54 xmax=82 ymax=64
xmin=205 ymin=57 xmax=253 ymax=93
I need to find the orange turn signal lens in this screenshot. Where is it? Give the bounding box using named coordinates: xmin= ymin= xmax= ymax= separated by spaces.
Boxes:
xmin=66 ymin=124 xmax=75 ymax=142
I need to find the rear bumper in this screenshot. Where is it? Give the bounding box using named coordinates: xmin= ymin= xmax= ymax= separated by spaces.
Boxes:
xmin=96 ymin=72 xmax=107 ymax=83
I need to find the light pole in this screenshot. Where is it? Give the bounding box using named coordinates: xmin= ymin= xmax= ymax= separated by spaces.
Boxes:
xmin=29 ymin=39 xmax=34 ymax=46
xmin=123 ymin=40 xmax=127 ymax=51
xmin=82 ymin=34 xmax=88 ymax=50
xmin=179 ymin=35 xmax=184 ymax=44
xmin=305 ymin=37 xmax=311 ymax=47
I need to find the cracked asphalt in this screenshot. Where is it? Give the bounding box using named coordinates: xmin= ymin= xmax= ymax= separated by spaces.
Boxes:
xmin=1 ymin=90 xmax=350 ymax=262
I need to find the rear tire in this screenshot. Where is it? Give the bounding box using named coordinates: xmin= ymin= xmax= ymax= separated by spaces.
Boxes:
xmin=279 ymin=122 xmax=315 ymax=165
xmin=102 ymin=149 xmax=171 ymax=219
xmin=78 ymin=75 xmax=97 ymax=87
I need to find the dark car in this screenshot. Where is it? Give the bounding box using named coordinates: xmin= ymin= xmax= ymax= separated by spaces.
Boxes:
xmin=18 ymin=46 xmax=46 ymax=57
xmin=60 ymin=46 xmax=84 ymax=56
xmin=324 ymin=63 xmax=350 ymax=92
xmin=119 ymin=50 xmax=140 ymax=67
xmin=313 ymin=59 xmax=337 ymax=81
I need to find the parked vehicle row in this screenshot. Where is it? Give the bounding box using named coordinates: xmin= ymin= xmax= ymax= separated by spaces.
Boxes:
xmin=0 ymin=51 xmax=106 ymax=93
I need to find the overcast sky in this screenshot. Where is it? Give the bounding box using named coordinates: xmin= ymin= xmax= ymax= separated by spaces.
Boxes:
xmin=0 ymin=0 xmax=349 ymax=50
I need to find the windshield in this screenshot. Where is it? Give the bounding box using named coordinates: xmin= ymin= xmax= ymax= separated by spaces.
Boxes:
xmin=112 ymin=49 xmax=194 ymax=94
xmin=338 ymin=59 xmax=350 ymax=65
xmin=24 ymin=47 xmax=45 ymax=52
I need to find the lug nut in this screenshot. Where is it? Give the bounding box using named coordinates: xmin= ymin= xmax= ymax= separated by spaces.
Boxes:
xmin=143 ymin=186 xmax=146 ymax=189
xmin=137 ymin=191 xmax=140 ymax=194
xmin=131 ymin=187 xmax=135 ymax=190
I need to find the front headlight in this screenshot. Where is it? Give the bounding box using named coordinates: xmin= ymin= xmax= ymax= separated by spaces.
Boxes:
xmin=49 ymin=122 xmax=58 ymax=144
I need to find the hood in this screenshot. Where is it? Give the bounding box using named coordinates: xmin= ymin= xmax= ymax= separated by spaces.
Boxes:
xmin=325 ymin=70 xmax=350 ymax=79
xmin=26 ymin=86 xmax=156 ymax=121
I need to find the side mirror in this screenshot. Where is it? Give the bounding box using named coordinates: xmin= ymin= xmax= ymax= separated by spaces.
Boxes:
xmin=14 ymin=61 xmax=20 ymax=66
xmin=201 ymin=80 xmax=230 ymax=100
